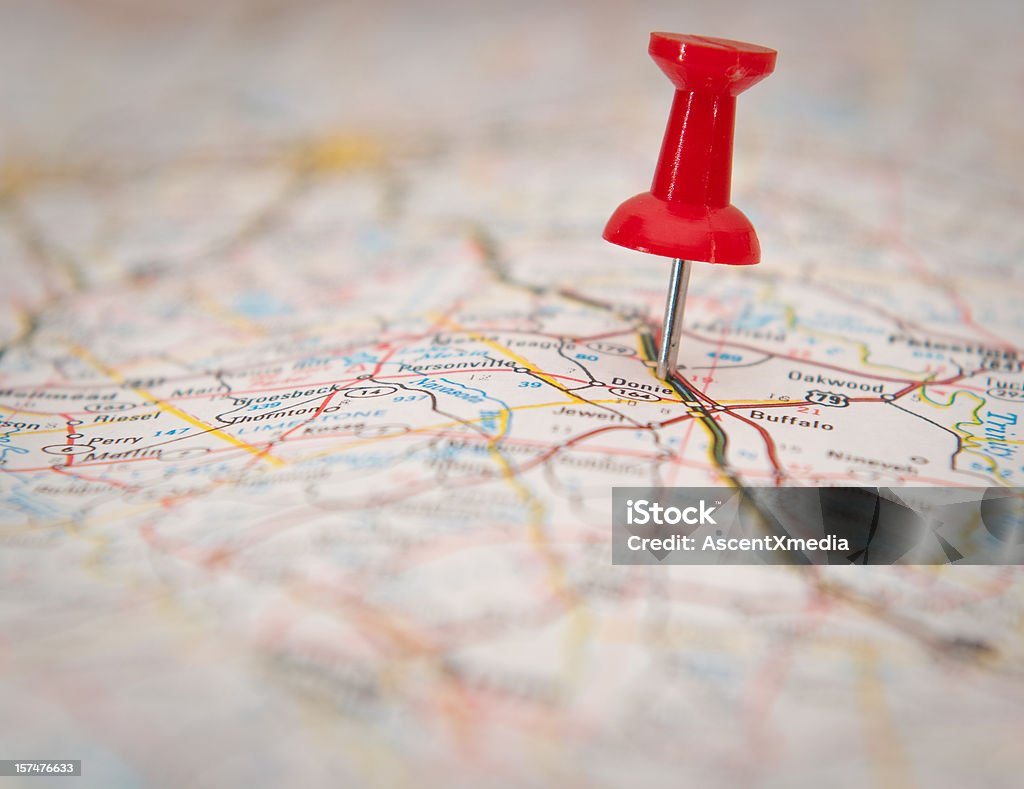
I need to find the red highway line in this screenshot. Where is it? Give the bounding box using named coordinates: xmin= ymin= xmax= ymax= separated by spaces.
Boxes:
xmin=50 ymin=464 xmax=141 ymax=492
xmin=680 ymin=329 xmax=975 ymax=385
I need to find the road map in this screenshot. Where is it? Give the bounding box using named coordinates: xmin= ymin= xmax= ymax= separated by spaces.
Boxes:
xmin=2 ymin=0 xmax=1023 ymax=786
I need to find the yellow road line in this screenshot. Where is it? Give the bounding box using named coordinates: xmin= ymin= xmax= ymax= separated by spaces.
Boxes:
xmin=285 ymin=397 xmax=634 ymax=467
xmin=781 ymin=304 xmax=930 ymax=379
xmin=67 ymin=343 xmax=285 ymax=467
xmin=636 ymin=335 xmax=729 ymax=482
xmin=431 ymin=315 xmax=594 ymax=404
xmin=856 ymin=645 xmax=915 ymax=789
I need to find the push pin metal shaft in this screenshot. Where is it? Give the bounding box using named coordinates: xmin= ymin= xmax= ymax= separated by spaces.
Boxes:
xmin=657 ymin=258 xmax=691 ymax=380
xmin=603 ymin=33 xmax=777 ymax=380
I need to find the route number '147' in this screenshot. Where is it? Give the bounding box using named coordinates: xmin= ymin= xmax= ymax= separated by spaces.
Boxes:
xmin=805 ymin=389 xmax=849 ymax=407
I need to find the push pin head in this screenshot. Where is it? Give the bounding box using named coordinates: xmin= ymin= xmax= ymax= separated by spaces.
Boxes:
xmin=605 ymin=33 xmax=776 ymax=265
xmin=603 ymin=33 xmax=776 ymax=378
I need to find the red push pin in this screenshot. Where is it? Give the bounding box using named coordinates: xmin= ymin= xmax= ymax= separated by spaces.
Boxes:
xmin=604 ymin=33 xmax=776 ymax=380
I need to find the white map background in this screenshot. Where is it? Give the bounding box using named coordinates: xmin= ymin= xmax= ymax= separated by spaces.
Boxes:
xmin=1 ymin=0 xmax=1023 ymax=786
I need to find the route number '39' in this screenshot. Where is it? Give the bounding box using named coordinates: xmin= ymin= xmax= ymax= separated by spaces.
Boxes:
xmin=805 ymin=389 xmax=849 ymax=407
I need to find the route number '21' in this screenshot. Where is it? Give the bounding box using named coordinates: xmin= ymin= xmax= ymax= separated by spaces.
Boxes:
xmin=805 ymin=389 xmax=849 ymax=408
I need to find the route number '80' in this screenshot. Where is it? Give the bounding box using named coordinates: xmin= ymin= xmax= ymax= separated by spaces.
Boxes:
xmin=805 ymin=389 xmax=849 ymax=407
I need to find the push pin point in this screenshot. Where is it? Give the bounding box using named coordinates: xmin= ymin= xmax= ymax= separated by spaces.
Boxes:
xmin=603 ymin=33 xmax=776 ymax=380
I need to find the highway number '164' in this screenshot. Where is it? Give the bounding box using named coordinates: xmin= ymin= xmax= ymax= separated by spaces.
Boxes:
xmin=805 ymin=389 xmax=849 ymax=407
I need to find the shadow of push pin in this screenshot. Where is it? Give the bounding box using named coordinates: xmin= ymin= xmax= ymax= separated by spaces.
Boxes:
xmin=604 ymin=33 xmax=776 ymax=380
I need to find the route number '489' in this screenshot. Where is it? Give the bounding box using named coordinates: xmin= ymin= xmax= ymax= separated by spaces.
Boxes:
xmin=805 ymin=389 xmax=849 ymax=407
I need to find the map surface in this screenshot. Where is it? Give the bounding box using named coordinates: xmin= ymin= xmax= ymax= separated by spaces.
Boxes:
xmin=2 ymin=0 xmax=1023 ymax=786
